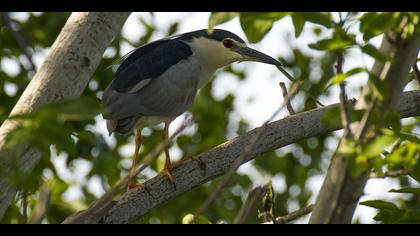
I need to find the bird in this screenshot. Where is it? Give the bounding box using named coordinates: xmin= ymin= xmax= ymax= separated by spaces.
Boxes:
xmin=101 ymin=29 xmax=282 ymax=190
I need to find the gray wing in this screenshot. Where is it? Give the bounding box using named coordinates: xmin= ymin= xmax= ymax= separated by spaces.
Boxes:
xmin=110 ymin=39 xmax=192 ymax=93
xmin=101 ymin=39 xmax=193 ymax=134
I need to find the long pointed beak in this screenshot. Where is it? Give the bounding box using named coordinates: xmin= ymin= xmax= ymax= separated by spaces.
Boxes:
xmin=236 ymin=47 xmax=282 ymax=66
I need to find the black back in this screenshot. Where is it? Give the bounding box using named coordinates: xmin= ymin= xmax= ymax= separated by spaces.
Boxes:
xmin=111 ymin=39 xmax=192 ymax=92
xmin=110 ymin=29 xmax=244 ymax=93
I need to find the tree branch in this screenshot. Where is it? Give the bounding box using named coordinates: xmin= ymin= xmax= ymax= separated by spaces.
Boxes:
xmin=309 ymin=31 xmax=420 ymax=224
xmin=279 ymin=82 xmax=295 ymax=115
xmin=336 ymin=51 xmax=352 ymax=138
xmin=276 ymin=66 xmax=325 ymax=107
xmin=369 ymin=168 xmax=411 ymax=178
xmin=98 ymin=90 xmax=420 ymax=224
xmin=275 ymin=204 xmax=314 ymax=224
xmin=233 ymin=185 xmax=268 ymax=224
xmin=29 ymin=184 xmax=51 ymax=224
xmin=0 ymin=12 xmax=131 ymax=220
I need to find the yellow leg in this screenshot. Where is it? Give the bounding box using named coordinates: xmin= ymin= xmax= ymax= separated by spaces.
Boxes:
xmin=161 ymin=121 xmax=175 ymax=183
xmin=128 ymin=128 xmax=145 ymax=190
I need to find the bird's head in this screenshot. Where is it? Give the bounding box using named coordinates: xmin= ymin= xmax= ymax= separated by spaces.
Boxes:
xmin=177 ymin=29 xmax=282 ymax=69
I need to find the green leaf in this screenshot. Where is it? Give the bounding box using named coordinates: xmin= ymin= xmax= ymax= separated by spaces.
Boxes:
xmin=292 ymin=12 xmax=334 ymax=38
xmin=360 ymin=200 xmax=399 ymax=210
xmin=182 ymin=214 xmax=212 ymax=224
xmin=389 ymin=188 xmax=420 ymax=194
xmin=410 ymin=159 xmax=420 ymax=184
xmin=361 ymin=44 xmax=393 ymax=63
xmin=360 ymin=12 xmax=401 ymax=41
xmin=373 ymin=208 xmax=406 ymax=223
xmin=309 ymin=33 xmax=356 ymax=51
xmin=239 ymin=12 xmax=290 ymax=43
xmin=393 ymin=131 xmax=420 ymax=144
xmin=49 ymin=178 xmax=70 ymax=202
xmin=368 ymin=73 xmax=389 ymax=101
xmin=386 ymin=141 xmax=419 ymax=170
xmin=379 ymin=111 xmax=402 ymax=132
xmin=305 ymin=12 xmax=333 ymax=28
xmin=361 ymin=198 xmax=420 ymax=223
xmin=291 ymin=14 xmax=305 ymax=38
xmin=242 ymin=12 xmax=291 ymax=20
xmin=337 ymin=139 xmax=357 ymax=156
xmin=208 ymin=12 xmax=238 ymax=30
xmin=362 ymin=135 xmax=398 ymax=158
xmin=324 ymin=67 xmax=367 ymax=90
xmin=167 ymin=22 xmax=179 ymax=36
xmin=321 ymin=106 xmax=341 ymax=128
xmin=239 ymin=15 xmax=273 ymax=43
xmin=259 ymin=181 xmax=275 ymax=221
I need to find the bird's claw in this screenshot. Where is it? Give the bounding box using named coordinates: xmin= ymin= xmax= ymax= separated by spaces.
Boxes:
xmin=161 ymin=168 xmax=176 ymax=190
xmin=128 ymin=180 xmax=145 ymax=191
xmin=161 ymin=168 xmax=175 ymax=183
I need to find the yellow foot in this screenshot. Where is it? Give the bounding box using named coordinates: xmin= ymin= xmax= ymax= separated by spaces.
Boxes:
xmin=161 ymin=168 xmax=175 ymax=184
xmin=127 ymin=179 xmax=145 ymax=190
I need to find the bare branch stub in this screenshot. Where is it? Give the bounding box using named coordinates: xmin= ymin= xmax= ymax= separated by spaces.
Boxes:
xmin=276 ymin=66 xmax=325 ymax=107
xmin=275 ymin=204 xmax=314 ymax=224
xmin=279 ymin=82 xmax=295 ymax=115
xmin=233 ymin=185 xmax=268 ymax=224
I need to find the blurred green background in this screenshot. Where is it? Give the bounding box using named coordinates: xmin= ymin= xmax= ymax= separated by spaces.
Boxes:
xmin=0 ymin=12 xmax=419 ymax=224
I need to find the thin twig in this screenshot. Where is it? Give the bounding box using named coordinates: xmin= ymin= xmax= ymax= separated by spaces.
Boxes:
xmin=234 ymin=185 xmax=268 ymax=224
xmin=275 ymin=204 xmax=314 ymax=224
xmin=336 ymin=52 xmax=352 ymax=138
xmin=279 ymin=82 xmax=295 ymax=115
xmin=0 ymin=12 xmax=37 ymax=71
xmin=21 ymin=191 xmax=28 ymax=224
xmin=194 ymin=82 xmax=302 ymax=221
xmin=276 ymin=66 xmax=325 ymax=107
xmin=369 ymin=168 xmax=411 ymax=178
xmin=29 ymin=184 xmax=51 ymax=224
xmin=62 ymin=116 xmax=194 ymax=224
xmin=354 ymin=98 xmax=378 ymax=140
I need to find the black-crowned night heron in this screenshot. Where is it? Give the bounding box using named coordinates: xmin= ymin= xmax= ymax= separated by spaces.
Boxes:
xmin=102 ymin=29 xmax=282 ymax=190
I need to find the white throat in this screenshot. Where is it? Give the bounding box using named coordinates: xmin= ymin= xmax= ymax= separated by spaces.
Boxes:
xmin=184 ymin=37 xmax=243 ymax=69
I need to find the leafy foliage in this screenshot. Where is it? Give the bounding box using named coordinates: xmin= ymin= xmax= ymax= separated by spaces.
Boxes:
xmin=0 ymin=12 xmax=419 ymax=224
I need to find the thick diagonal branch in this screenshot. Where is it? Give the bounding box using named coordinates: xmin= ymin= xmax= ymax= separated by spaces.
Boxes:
xmin=98 ymin=90 xmax=420 ymax=224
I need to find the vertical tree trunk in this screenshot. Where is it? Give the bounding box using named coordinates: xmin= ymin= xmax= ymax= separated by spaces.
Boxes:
xmin=309 ymin=32 xmax=420 ymax=224
xmin=0 ymin=12 xmax=131 ymax=220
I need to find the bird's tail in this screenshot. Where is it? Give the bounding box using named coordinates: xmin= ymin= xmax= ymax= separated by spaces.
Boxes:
xmin=106 ymin=116 xmax=139 ymax=136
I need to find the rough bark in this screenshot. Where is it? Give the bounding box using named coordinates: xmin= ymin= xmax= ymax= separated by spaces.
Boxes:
xmin=0 ymin=12 xmax=131 ymax=220
xmin=98 ymin=90 xmax=420 ymax=224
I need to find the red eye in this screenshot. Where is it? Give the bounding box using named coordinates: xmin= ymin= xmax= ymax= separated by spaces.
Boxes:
xmin=223 ymin=39 xmax=234 ymax=48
